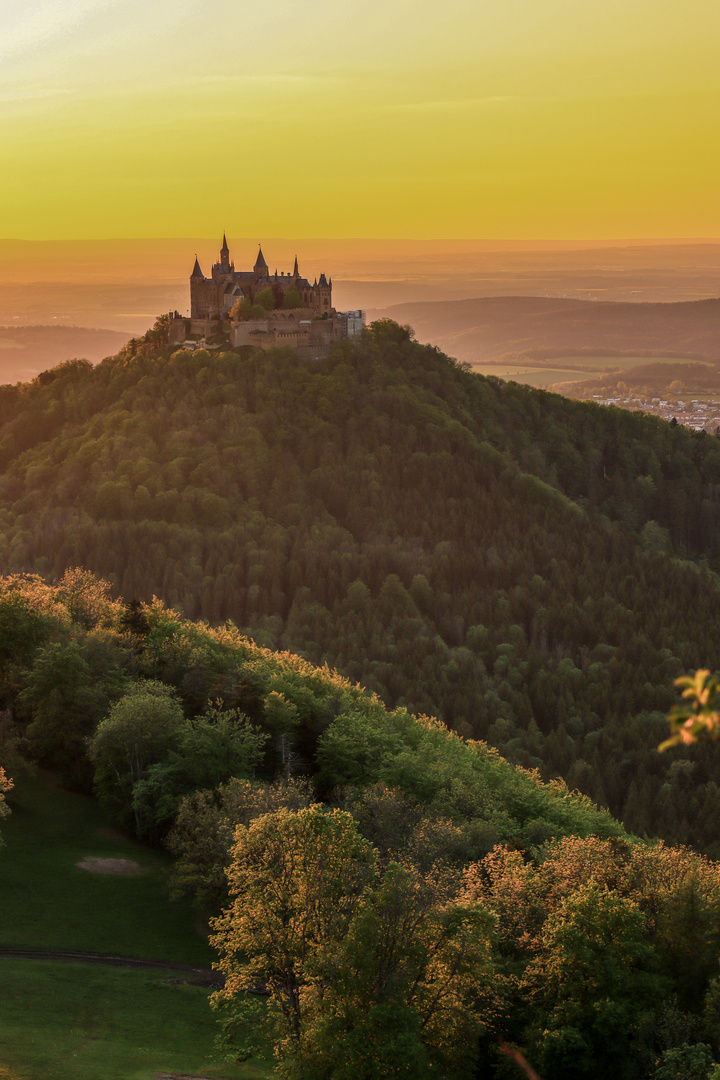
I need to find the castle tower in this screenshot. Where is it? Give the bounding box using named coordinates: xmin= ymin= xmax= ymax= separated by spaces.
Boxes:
xmin=219 ymin=232 xmax=232 ymax=271
xmin=211 ymin=232 xmax=236 ymax=313
xmin=254 ymin=245 xmax=268 ymax=281
xmin=190 ymin=255 xmax=218 ymax=319
xmin=314 ymin=272 xmax=332 ymax=316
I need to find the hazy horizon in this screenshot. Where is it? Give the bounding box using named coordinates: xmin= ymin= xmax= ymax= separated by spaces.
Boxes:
xmin=1 ymin=237 xmax=719 ymax=336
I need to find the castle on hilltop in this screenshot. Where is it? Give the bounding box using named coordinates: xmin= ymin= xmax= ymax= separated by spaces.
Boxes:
xmin=168 ymin=235 xmax=363 ymax=355
xmin=190 ymin=235 xmax=333 ymax=319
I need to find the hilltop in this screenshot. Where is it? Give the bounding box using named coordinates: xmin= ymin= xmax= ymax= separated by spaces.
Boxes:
xmin=1 ymin=322 xmax=720 ymax=853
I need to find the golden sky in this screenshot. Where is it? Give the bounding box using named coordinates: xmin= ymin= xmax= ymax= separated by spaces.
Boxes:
xmin=2 ymin=0 xmax=719 ymax=240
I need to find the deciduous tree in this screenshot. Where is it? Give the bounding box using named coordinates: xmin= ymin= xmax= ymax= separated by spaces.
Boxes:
xmin=89 ymin=679 xmax=185 ymax=830
xmin=212 ymin=805 xmax=376 ymax=1057
xmin=0 ymin=766 xmax=12 ymax=846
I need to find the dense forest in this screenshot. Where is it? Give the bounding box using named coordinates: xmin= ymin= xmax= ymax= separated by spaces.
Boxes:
xmin=2 ymin=572 xmax=720 ymax=1079
xmin=1 ymin=320 xmax=720 ymax=855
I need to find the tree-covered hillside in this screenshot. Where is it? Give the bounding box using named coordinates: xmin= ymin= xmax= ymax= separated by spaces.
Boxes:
xmin=3 ymin=573 xmax=720 ymax=1079
xmin=1 ymin=321 xmax=720 ymax=850
xmin=0 ymin=571 xmax=618 ymax=845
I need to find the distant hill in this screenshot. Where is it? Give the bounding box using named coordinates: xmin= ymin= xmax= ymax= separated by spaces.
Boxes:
xmin=3 ymin=324 xmax=720 ymax=855
xmin=370 ymin=296 xmax=720 ymax=365
xmin=556 ymin=359 xmax=720 ymax=399
xmin=0 ymin=326 xmax=130 ymax=384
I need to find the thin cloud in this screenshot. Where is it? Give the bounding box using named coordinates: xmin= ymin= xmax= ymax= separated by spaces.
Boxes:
xmin=0 ymin=86 xmax=74 ymax=102
xmin=384 ymin=96 xmax=528 ymax=113
xmin=194 ymin=73 xmax=342 ymax=87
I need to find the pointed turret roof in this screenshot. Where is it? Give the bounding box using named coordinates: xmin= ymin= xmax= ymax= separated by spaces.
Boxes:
xmin=254 ymin=244 xmax=268 ymax=269
xmin=191 ymin=256 xmax=204 ymax=279
xmin=293 ymin=255 xmax=299 ymax=277
xmin=221 ymin=232 xmax=229 ymax=253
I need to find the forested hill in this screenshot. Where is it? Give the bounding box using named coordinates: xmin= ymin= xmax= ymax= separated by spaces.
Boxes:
xmin=8 ymin=575 xmax=720 ymax=1078
xmin=2 ymin=320 xmax=720 ymax=851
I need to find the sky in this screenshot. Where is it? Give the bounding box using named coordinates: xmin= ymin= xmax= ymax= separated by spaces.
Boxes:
xmin=1 ymin=0 xmax=720 ymax=240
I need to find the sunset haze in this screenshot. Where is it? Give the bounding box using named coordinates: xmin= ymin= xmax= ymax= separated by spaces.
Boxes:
xmin=2 ymin=0 xmax=720 ymax=240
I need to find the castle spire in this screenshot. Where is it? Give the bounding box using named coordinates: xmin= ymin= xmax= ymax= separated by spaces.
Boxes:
xmin=293 ymin=255 xmax=299 ymax=277
xmin=254 ymin=244 xmax=268 ymax=280
xmin=191 ymin=255 xmax=204 ymax=278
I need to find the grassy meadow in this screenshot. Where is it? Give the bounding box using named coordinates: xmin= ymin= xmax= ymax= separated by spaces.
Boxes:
xmin=0 ymin=961 xmax=270 ymax=1080
xmin=0 ymin=774 xmax=271 ymax=1079
xmin=0 ymin=773 xmax=211 ymax=960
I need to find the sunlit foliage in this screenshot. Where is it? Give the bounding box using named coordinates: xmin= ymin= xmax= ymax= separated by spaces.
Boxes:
xmin=662 ymin=670 xmax=720 ymax=750
xmin=211 ymin=806 xmax=500 ymax=1078
xmin=0 ymin=765 xmax=12 ymax=846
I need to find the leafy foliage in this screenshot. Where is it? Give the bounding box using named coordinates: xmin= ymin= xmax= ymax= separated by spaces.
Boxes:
xmin=0 ymin=765 xmax=12 ymax=845
xmin=4 ymin=570 xmax=720 ymax=1076
xmin=0 ymin=570 xmax=620 ymax=856
xmin=211 ymin=806 xmax=499 ymax=1078
xmin=662 ymin=670 xmax=720 ymax=750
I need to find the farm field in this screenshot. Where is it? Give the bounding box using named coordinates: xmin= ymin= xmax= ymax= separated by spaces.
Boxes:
xmin=469 ymin=364 xmax=589 ymax=387
xmin=469 ymin=355 xmax=707 ymax=389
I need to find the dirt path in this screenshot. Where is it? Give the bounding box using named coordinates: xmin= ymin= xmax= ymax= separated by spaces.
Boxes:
xmin=0 ymin=946 xmax=222 ymax=986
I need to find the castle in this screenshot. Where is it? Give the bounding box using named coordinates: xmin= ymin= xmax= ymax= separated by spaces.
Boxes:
xmin=190 ymin=235 xmax=333 ymax=320
xmin=167 ymin=236 xmax=363 ymax=355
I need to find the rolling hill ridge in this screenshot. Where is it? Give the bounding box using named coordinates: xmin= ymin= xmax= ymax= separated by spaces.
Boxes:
xmin=372 ymin=295 xmax=720 ymax=366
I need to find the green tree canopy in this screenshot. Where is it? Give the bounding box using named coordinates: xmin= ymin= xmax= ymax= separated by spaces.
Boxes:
xmin=211 ymin=805 xmax=377 ymax=1056
xmin=526 ymin=884 xmax=663 ymax=1079
xmin=89 ymin=680 xmax=185 ymax=830
xmin=253 ymin=288 xmax=275 ymax=311
xmin=283 ymin=287 xmax=302 ymax=309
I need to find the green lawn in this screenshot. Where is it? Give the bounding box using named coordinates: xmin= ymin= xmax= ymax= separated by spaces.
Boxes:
xmin=0 ymin=960 xmax=271 ymax=1080
xmin=0 ymin=775 xmax=272 ymax=1079
xmin=0 ymin=774 xmax=210 ymax=962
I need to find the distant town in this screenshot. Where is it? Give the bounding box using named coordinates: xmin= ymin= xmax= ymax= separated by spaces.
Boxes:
xmin=580 ymin=392 xmax=720 ymax=432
